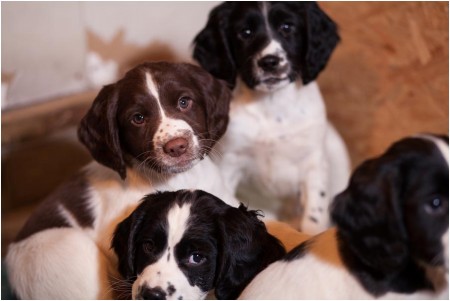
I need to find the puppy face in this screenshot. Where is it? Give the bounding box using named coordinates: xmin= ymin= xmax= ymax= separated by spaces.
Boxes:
xmin=78 ymin=62 xmax=231 ymax=179
xmin=193 ymin=2 xmax=339 ymax=91
xmin=331 ymin=135 xmax=448 ymax=294
xmin=111 ymin=190 xmax=285 ymax=300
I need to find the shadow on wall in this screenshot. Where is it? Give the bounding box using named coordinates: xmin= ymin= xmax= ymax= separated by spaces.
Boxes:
xmin=85 ymin=29 xmax=179 ymax=88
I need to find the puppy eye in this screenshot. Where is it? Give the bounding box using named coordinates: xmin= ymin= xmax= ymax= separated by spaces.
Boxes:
xmin=178 ymin=97 xmax=193 ymax=112
xmin=238 ymin=28 xmax=253 ymax=40
xmin=142 ymin=240 xmax=155 ymax=254
xmin=132 ymin=113 xmax=145 ymax=125
xmin=279 ymin=23 xmax=294 ymax=36
xmin=425 ymin=197 xmax=446 ymax=215
xmin=187 ymin=252 xmax=206 ymax=266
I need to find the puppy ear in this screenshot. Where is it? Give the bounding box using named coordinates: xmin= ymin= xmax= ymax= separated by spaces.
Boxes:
xmin=214 ymin=205 xmax=286 ymax=299
xmin=78 ymin=84 xmax=126 ymax=179
xmin=331 ymin=153 xmax=409 ymax=274
xmin=200 ymin=70 xmax=232 ymax=147
xmin=301 ymin=3 xmax=340 ymax=84
xmin=192 ymin=2 xmax=237 ymax=88
xmin=111 ymin=206 xmax=146 ymax=281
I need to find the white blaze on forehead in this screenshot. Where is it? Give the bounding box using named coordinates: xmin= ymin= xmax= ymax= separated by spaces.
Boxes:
xmin=167 ymin=202 xmax=191 ymax=247
xmin=131 ymin=202 xmax=200 ymax=300
xmin=146 ymin=72 xmax=166 ymax=119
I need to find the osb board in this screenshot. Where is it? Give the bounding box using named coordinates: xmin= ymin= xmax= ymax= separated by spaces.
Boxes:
xmin=318 ymin=2 xmax=449 ymax=169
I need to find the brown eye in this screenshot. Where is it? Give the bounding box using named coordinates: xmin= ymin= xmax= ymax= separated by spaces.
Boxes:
xmin=142 ymin=240 xmax=155 ymax=254
xmin=279 ymin=23 xmax=294 ymax=37
xmin=238 ymin=27 xmax=253 ymax=40
xmin=132 ymin=113 xmax=145 ymax=125
xmin=178 ymin=97 xmax=193 ymax=111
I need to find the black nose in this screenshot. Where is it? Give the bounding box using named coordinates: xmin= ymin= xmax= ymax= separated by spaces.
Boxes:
xmin=258 ymin=55 xmax=281 ymax=71
xmin=139 ymin=286 xmax=167 ymax=300
xmin=163 ymin=137 xmax=188 ymax=157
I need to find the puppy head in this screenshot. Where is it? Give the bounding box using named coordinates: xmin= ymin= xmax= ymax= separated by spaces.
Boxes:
xmin=331 ymin=135 xmax=449 ymax=278
xmin=193 ymin=2 xmax=339 ymax=91
xmin=111 ymin=190 xmax=285 ymax=300
xmin=78 ymin=62 xmax=231 ymax=179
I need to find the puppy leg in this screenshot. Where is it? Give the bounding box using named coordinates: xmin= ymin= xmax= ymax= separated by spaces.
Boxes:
xmin=6 ymin=228 xmax=112 ymax=299
xmin=299 ymin=151 xmax=330 ymax=235
xmin=324 ymin=122 xmax=351 ymax=197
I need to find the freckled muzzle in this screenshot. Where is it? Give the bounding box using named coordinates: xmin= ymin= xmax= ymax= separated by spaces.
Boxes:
xmin=152 ymin=122 xmax=201 ymax=173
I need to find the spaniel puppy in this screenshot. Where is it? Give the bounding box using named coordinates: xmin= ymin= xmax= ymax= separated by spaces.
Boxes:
xmin=193 ymin=1 xmax=350 ymax=234
xmin=5 ymin=62 xmax=237 ymax=299
xmin=111 ymin=189 xmax=286 ymax=300
xmin=240 ymin=134 xmax=449 ymax=299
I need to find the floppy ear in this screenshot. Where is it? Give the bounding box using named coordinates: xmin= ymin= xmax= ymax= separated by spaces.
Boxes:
xmin=111 ymin=206 xmax=147 ymax=281
xmin=199 ymin=70 xmax=232 ymax=147
xmin=78 ymin=84 xmax=126 ymax=179
xmin=301 ymin=2 xmax=340 ymax=84
xmin=330 ymin=154 xmax=409 ymax=274
xmin=214 ymin=205 xmax=286 ymax=299
xmin=192 ymin=2 xmax=237 ymax=88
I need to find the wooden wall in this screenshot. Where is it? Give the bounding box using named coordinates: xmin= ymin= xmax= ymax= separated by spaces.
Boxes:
xmin=319 ymin=2 xmax=448 ymax=168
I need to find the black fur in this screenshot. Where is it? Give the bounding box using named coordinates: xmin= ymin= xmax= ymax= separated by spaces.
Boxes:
xmin=331 ymin=136 xmax=449 ymax=296
xmin=111 ymin=190 xmax=285 ymax=299
xmin=193 ymin=1 xmax=339 ymax=88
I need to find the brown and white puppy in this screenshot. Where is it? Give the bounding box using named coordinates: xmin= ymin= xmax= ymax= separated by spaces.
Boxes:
xmin=5 ymin=62 xmax=237 ymax=299
xmin=240 ymin=134 xmax=449 ymax=299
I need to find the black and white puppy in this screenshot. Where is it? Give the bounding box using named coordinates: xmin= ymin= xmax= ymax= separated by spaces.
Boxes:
xmin=5 ymin=62 xmax=237 ymax=299
xmin=240 ymin=134 xmax=449 ymax=299
xmin=112 ymin=189 xmax=286 ymax=300
xmin=193 ymin=1 xmax=350 ymax=234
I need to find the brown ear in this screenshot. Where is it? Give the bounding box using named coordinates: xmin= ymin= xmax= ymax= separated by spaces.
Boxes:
xmin=204 ymin=76 xmax=232 ymax=145
xmin=78 ymin=84 xmax=127 ymax=179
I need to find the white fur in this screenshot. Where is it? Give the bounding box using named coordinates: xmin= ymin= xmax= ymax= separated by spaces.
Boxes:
xmin=217 ymin=79 xmax=350 ymax=234
xmin=131 ymin=203 xmax=206 ymax=300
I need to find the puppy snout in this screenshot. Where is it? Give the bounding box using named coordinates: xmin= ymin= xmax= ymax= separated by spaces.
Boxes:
xmin=139 ymin=286 xmax=167 ymax=300
xmin=258 ymin=55 xmax=281 ymax=71
xmin=163 ymin=137 xmax=188 ymax=157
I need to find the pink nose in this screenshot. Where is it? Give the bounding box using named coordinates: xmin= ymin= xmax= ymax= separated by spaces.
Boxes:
xmin=163 ymin=137 xmax=188 ymax=157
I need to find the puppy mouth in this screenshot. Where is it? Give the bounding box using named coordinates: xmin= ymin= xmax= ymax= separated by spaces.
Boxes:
xmin=161 ymin=156 xmax=202 ymax=174
xmin=261 ymin=76 xmax=289 ymax=85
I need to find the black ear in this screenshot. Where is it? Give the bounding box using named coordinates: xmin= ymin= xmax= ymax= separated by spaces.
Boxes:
xmin=192 ymin=2 xmax=237 ymax=88
xmin=111 ymin=206 xmax=147 ymax=281
xmin=301 ymin=2 xmax=340 ymax=84
xmin=214 ymin=205 xmax=286 ymax=299
xmin=331 ymin=153 xmax=409 ymax=274
xmin=78 ymin=84 xmax=126 ymax=179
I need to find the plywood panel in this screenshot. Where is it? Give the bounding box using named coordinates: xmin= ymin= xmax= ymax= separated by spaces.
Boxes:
xmin=318 ymin=2 xmax=449 ymax=168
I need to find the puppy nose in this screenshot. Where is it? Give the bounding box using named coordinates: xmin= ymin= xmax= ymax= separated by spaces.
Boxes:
xmin=140 ymin=286 xmax=166 ymax=300
xmin=163 ymin=137 xmax=188 ymax=157
xmin=258 ymin=55 xmax=281 ymax=71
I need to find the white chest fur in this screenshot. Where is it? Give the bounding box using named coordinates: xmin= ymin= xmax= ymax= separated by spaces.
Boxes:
xmin=218 ymin=81 xmax=327 ymax=203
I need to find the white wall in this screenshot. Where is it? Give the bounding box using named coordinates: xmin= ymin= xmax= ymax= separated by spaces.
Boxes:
xmin=1 ymin=1 xmax=219 ymax=109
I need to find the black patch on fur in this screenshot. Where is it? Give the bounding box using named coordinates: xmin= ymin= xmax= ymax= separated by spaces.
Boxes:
xmin=331 ymin=135 xmax=449 ymax=296
xmin=167 ymin=283 xmax=176 ymax=296
xmin=14 ymin=171 xmax=94 ymax=242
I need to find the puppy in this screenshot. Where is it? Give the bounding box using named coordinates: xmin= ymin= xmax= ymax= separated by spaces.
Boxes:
xmin=5 ymin=62 xmax=237 ymax=299
xmin=193 ymin=1 xmax=351 ymax=234
xmin=240 ymin=134 xmax=449 ymax=299
xmin=111 ymin=189 xmax=286 ymax=300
